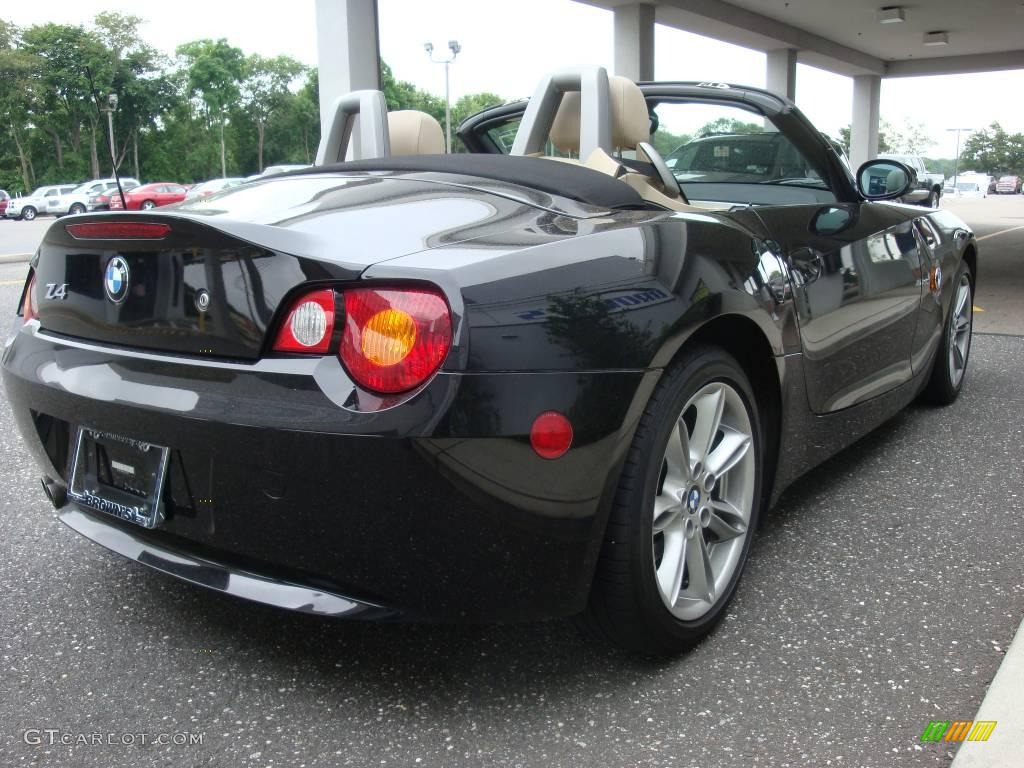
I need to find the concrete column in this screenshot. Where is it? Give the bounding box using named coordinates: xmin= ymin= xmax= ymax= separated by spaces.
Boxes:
xmin=849 ymin=74 xmax=881 ymax=170
xmin=316 ymin=0 xmax=381 ymax=138
xmin=614 ymin=3 xmax=655 ymax=82
xmin=765 ymin=48 xmax=797 ymax=101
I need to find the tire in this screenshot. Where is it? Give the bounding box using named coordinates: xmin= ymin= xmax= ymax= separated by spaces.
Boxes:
xmin=22 ymin=206 xmax=36 ymax=221
xmin=141 ymin=200 xmax=156 ymax=210
xmin=582 ymin=346 xmax=764 ymax=655
xmin=69 ymin=203 xmax=85 ymax=215
xmin=923 ymin=189 xmax=939 ymax=208
xmin=921 ymin=262 xmax=973 ymax=405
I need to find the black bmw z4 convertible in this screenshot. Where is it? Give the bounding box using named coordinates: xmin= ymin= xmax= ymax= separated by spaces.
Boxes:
xmin=3 ymin=69 xmax=976 ymax=654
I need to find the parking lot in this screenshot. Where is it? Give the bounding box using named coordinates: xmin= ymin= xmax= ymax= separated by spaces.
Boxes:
xmin=1 ymin=198 xmax=1023 ymax=767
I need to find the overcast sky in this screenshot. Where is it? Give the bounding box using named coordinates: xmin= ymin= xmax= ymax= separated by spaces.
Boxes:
xmin=5 ymin=0 xmax=1023 ymax=157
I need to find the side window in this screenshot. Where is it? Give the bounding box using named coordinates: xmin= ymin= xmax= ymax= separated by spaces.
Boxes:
xmin=652 ymin=100 xmax=835 ymax=206
xmin=485 ymin=120 xmax=520 ymax=153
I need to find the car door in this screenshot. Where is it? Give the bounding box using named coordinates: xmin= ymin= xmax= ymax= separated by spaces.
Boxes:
xmin=458 ymin=83 xmax=925 ymax=415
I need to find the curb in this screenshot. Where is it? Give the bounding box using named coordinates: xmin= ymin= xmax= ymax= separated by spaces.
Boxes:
xmin=950 ymin=616 xmax=1024 ymax=767
xmin=0 ymin=253 xmax=32 ymax=264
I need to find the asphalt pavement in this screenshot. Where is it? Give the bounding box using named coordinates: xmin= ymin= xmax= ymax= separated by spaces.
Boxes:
xmin=0 ymin=200 xmax=1023 ymax=768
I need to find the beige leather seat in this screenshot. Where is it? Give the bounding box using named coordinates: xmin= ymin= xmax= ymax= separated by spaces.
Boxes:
xmin=549 ymin=76 xmax=695 ymax=212
xmin=549 ymin=75 xmax=651 ymax=157
xmin=387 ymin=110 xmax=445 ymax=155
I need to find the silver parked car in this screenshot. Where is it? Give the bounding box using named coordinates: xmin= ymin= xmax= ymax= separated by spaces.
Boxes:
xmin=52 ymin=178 xmax=141 ymax=216
xmin=4 ymin=184 xmax=78 ymax=221
xmin=184 ymin=177 xmax=246 ymax=201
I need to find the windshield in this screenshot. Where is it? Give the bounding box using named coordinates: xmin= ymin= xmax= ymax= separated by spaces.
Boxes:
xmin=652 ymin=101 xmax=833 ymax=206
xmin=956 ymin=182 xmax=981 ymax=192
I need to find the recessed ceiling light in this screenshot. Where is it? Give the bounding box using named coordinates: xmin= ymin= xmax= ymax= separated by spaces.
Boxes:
xmin=878 ymin=6 xmax=906 ymax=23
xmin=923 ymin=31 xmax=949 ymax=46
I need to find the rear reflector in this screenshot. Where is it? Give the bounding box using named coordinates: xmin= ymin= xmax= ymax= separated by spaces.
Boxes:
xmin=530 ymin=412 xmax=573 ymax=459
xmin=272 ymin=288 xmax=336 ymax=354
xmin=65 ymin=222 xmax=171 ymax=240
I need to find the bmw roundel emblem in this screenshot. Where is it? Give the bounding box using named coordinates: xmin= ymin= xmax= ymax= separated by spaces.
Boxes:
xmin=104 ymin=257 xmax=130 ymax=304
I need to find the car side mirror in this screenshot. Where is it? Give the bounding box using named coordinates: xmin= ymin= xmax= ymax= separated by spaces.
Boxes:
xmin=856 ymin=159 xmax=916 ymax=200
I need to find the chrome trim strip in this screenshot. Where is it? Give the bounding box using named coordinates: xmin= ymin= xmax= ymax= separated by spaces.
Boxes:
xmin=32 ymin=325 xmax=318 ymax=374
xmin=58 ymin=507 xmax=395 ymax=619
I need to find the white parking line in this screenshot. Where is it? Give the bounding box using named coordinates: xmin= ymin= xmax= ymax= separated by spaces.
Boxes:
xmin=976 ymin=225 xmax=1024 ymax=242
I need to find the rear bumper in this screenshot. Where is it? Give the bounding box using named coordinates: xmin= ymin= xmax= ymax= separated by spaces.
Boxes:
xmin=3 ymin=322 xmax=652 ymax=621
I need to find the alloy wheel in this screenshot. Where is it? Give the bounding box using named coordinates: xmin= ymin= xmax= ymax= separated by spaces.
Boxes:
xmin=948 ymin=273 xmax=972 ymax=388
xmin=652 ymin=381 xmax=755 ymax=621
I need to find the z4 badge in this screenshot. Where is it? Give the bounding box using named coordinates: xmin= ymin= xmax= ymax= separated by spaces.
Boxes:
xmin=44 ymin=283 xmax=68 ymax=300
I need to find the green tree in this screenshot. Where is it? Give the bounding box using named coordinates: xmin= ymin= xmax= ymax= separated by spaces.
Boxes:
xmin=176 ymin=39 xmax=245 ymax=177
xmin=0 ymin=20 xmax=37 ymax=190
xmin=240 ymin=54 xmax=306 ymax=172
xmin=697 ymin=117 xmax=763 ymax=137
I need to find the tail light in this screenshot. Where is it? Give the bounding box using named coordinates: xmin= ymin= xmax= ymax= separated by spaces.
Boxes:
xmin=271 ymin=288 xmax=336 ymax=354
xmin=20 ymin=272 xmax=38 ymax=323
xmin=340 ymin=288 xmax=452 ymax=394
xmin=271 ymin=285 xmax=452 ymax=394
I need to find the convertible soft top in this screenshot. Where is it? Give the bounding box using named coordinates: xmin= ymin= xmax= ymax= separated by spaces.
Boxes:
xmin=283 ymin=153 xmax=646 ymax=210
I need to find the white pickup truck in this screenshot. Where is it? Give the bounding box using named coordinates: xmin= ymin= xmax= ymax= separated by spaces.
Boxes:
xmin=879 ymin=154 xmax=945 ymax=207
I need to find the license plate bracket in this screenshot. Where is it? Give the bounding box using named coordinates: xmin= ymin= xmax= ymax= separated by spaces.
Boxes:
xmin=67 ymin=427 xmax=170 ymax=529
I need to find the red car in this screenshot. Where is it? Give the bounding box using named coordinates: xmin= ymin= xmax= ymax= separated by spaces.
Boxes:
xmin=108 ymin=182 xmax=189 ymax=210
xmin=0 ymin=190 xmax=9 ymax=217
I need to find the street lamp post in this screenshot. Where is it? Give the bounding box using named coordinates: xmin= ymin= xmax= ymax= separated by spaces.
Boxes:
xmin=101 ymin=92 xmax=119 ymax=175
xmin=946 ymin=127 xmax=973 ymax=189
xmin=424 ymin=40 xmax=461 ymax=153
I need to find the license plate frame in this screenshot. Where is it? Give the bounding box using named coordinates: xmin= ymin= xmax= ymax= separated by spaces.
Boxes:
xmin=67 ymin=427 xmax=170 ymax=529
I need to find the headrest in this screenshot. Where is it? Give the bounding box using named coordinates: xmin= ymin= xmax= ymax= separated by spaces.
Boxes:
xmin=387 ymin=110 xmax=445 ymax=156
xmin=549 ymin=75 xmax=649 ymax=153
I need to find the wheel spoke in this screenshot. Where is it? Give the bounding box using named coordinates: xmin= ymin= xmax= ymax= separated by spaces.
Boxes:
xmin=705 ymin=425 xmax=751 ymax=479
xmin=657 ymin=533 xmax=686 ymax=606
xmin=689 ymin=386 xmax=724 ymax=462
xmin=653 ymin=494 xmax=683 ymax=534
xmin=954 ymin=284 xmax=970 ymax=320
xmin=683 ymin=532 xmax=715 ymax=604
xmin=708 ymin=499 xmax=748 ymax=541
xmin=955 ymin=314 xmax=970 ymax=333
xmin=663 ymin=419 xmax=692 ymax=484
xmin=952 ymin=342 xmax=965 ymax=370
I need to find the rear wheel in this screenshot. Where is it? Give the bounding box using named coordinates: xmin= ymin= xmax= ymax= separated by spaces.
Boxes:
xmin=924 ymin=189 xmax=940 ymax=208
xmin=141 ymin=200 xmax=156 ymax=210
xmin=583 ymin=346 xmax=763 ymax=655
xmin=922 ymin=262 xmax=973 ymax=404
xmin=69 ymin=203 xmax=85 ymax=215
xmin=22 ymin=206 xmax=36 ymax=221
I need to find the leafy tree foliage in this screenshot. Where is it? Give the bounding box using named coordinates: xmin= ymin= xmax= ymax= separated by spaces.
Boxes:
xmin=959 ymin=122 xmax=1024 ymax=176
xmin=0 ymin=15 xmax=510 ymax=191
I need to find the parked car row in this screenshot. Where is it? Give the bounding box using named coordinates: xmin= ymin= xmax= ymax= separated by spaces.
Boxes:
xmin=1 ymin=176 xmax=255 ymax=220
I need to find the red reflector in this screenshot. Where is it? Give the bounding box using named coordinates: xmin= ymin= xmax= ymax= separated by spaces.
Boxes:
xmin=272 ymin=288 xmax=336 ymax=354
xmin=340 ymin=287 xmax=452 ymax=394
xmin=21 ymin=272 xmax=38 ymax=323
xmin=65 ymin=222 xmax=171 ymax=240
xmin=530 ymin=412 xmax=573 ymax=459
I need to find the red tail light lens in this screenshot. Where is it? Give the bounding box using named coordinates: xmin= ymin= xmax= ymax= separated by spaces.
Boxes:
xmin=20 ymin=272 xmax=38 ymax=323
xmin=340 ymin=288 xmax=452 ymax=393
xmin=65 ymin=222 xmax=171 ymax=240
xmin=272 ymin=288 xmax=336 ymax=354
